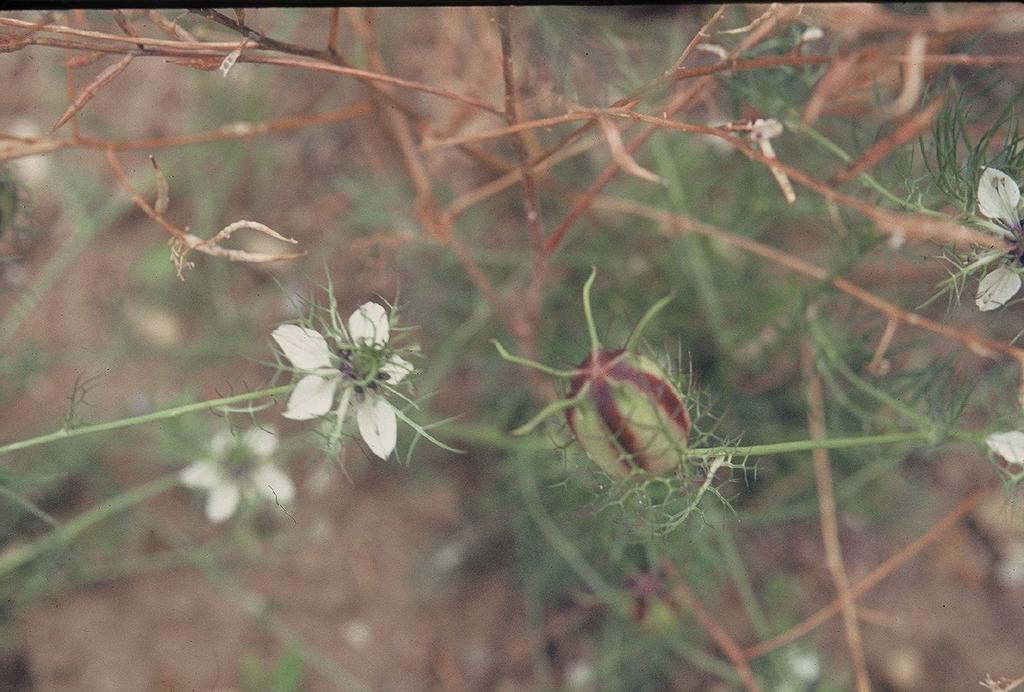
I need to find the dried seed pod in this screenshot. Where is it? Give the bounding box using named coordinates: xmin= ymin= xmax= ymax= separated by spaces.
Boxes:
xmin=566 ymin=348 xmax=690 ymax=476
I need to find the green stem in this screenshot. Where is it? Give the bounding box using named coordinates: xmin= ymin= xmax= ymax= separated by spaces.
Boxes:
xmin=581 ymin=266 xmax=603 ymax=357
xmin=446 ymin=422 xmax=937 ymax=459
xmin=0 ymin=384 xmax=294 ymax=459
xmin=786 ymin=118 xmax=942 ymax=216
xmin=624 ymin=292 xmax=675 ymax=353
xmin=685 ymin=431 xmax=931 ymax=458
xmin=491 ymin=339 xmax=579 ymax=378
xmin=516 ymin=457 xmax=741 ymax=685
xmin=0 ymin=474 xmax=177 ymax=578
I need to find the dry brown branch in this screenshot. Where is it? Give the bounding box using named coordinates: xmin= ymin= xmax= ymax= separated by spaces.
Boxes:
xmin=592 ymin=196 xmax=1024 ymax=368
xmin=596 ymin=110 xmax=1002 ymax=250
xmin=866 ymin=318 xmax=899 ymax=376
xmin=542 ymin=4 xmax=803 ymax=255
xmin=804 ymin=3 xmax=1024 ymax=35
xmin=104 ymin=150 xmax=304 ymax=276
xmin=744 ymin=484 xmax=992 ymax=659
xmin=0 ymin=17 xmax=502 ymax=117
xmin=50 ymin=53 xmax=134 ymax=134
xmin=660 ymin=559 xmax=762 ymax=692
xmin=147 ymin=10 xmax=197 ymax=42
xmin=832 ymin=95 xmax=945 ymax=185
xmin=801 ymin=332 xmax=871 ymax=692
xmin=1 ymin=103 xmax=370 ymax=162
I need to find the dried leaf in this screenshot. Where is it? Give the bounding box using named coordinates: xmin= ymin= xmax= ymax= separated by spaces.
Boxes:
xmin=219 ymin=47 xmax=242 ymax=77
xmin=50 ymin=54 xmax=134 ymax=134
xmin=150 ymin=155 xmax=169 ymax=215
xmin=207 ymin=219 xmax=298 ymax=246
xmin=183 ymin=233 xmax=304 ymax=263
xmin=598 ymin=117 xmax=662 ymax=185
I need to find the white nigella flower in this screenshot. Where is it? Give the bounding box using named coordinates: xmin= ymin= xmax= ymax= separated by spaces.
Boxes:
xmin=985 ymin=430 xmax=1024 ymax=467
xmin=976 ymin=168 xmax=1023 ymax=311
xmin=978 ymin=167 xmax=1022 ymax=236
xmin=179 ymin=426 xmax=294 ymax=523
xmin=272 ymin=301 xmax=414 ymax=459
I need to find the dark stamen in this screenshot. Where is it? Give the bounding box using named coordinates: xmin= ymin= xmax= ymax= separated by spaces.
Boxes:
xmin=377 ymin=371 xmax=390 ymax=381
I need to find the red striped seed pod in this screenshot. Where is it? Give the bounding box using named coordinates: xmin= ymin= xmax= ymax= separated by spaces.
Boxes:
xmin=565 ymin=349 xmax=690 ymax=477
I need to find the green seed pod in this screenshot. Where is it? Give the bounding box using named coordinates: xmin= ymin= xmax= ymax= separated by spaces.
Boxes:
xmin=566 ymin=348 xmax=690 ymax=477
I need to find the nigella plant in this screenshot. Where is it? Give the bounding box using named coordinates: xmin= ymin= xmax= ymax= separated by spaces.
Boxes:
xmin=975 ymin=168 xmax=1024 ymax=311
xmin=494 ymin=269 xmax=740 ymax=534
xmin=271 ymin=290 xmax=456 ymax=462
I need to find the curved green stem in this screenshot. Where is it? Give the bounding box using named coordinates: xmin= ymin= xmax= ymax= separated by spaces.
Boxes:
xmin=625 ymin=291 xmax=675 ymax=352
xmin=581 ymin=266 xmax=602 ymax=357
xmin=0 ymin=384 xmax=295 ymax=459
xmin=491 ymin=339 xmax=579 ymax=378
xmin=0 ymin=474 xmax=178 ymax=578
xmin=511 ymin=389 xmax=589 ymax=436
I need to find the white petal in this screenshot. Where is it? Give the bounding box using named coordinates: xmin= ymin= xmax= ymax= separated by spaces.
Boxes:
xmin=976 ymin=267 xmax=1021 ymax=311
xmin=356 ymin=396 xmax=397 ymax=459
xmin=986 ymin=431 xmax=1024 ymax=466
xmin=179 ymin=460 xmax=221 ymax=489
xmin=242 ymin=426 xmax=279 ymax=457
xmin=348 ymin=302 xmax=389 ymax=347
xmin=209 ymin=430 xmax=234 ymax=458
xmin=381 ymin=355 xmax=414 ymax=384
xmin=283 ymin=375 xmax=338 ymax=420
xmin=272 ymin=324 xmax=333 ymax=370
xmin=205 ymin=482 xmax=241 ymax=522
xmin=252 ymin=464 xmax=295 ymax=504
xmin=978 ymin=168 xmax=1021 ymax=226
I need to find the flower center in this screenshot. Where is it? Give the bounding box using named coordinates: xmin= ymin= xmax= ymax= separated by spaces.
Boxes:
xmin=337 ymin=348 xmax=392 ymax=393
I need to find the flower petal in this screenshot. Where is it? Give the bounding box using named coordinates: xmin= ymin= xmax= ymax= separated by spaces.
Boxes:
xmin=976 ymin=266 xmax=1021 ymax=311
xmin=209 ymin=430 xmax=234 ymax=458
xmin=978 ymin=167 xmax=1021 ymax=227
xmin=205 ymin=482 xmax=241 ymax=522
xmin=252 ymin=464 xmax=295 ymax=504
xmin=242 ymin=426 xmax=279 ymax=457
xmin=283 ymin=374 xmax=338 ymax=420
xmin=179 ymin=460 xmax=221 ymax=489
xmin=272 ymin=324 xmax=333 ymax=370
xmin=348 ymin=302 xmax=389 ymax=347
xmin=356 ymin=396 xmax=397 ymax=459
xmin=986 ymin=431 xmax=1024 ymax=466
xmin=381 ymin=354 xmax=414 ymax=384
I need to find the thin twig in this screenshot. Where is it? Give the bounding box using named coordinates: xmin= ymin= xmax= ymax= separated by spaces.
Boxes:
xmin=801 ymin=331 xmax=872 ymax=692
xmin=744 ymin=484 xmax=992 ymax=659
xmin=660 ymin=559 xmax=762 ymax=692
xmin=592 ymin=197 xmax=1024 ymax=366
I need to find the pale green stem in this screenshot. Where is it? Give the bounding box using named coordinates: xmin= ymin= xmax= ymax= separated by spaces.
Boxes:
xmin=685 ymin=431 xmax=931 ymax=458
xmin=511 ymin=389 xmax=589 ymax=436
xmin=0 ymin=384 xmax=295 ymax=459
xmin=809 ymin=321 xmax=935 ymax=432
xmin=516 ymin=457 xmax=742 ymax=685
xmin=624 ymin=292 xmax=675 ymax=353
xmin=786 ymin=118 xmax=943 ymax=216
xmin=491 ymin=339 xmax=579 ymax=378
xmin=446 ymin=423 xmax=936 ymax=459
xmin=581 ymin=266 xmax=603 ymax=358
xmin=0 ymin=474 xmax=177 ymax=578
